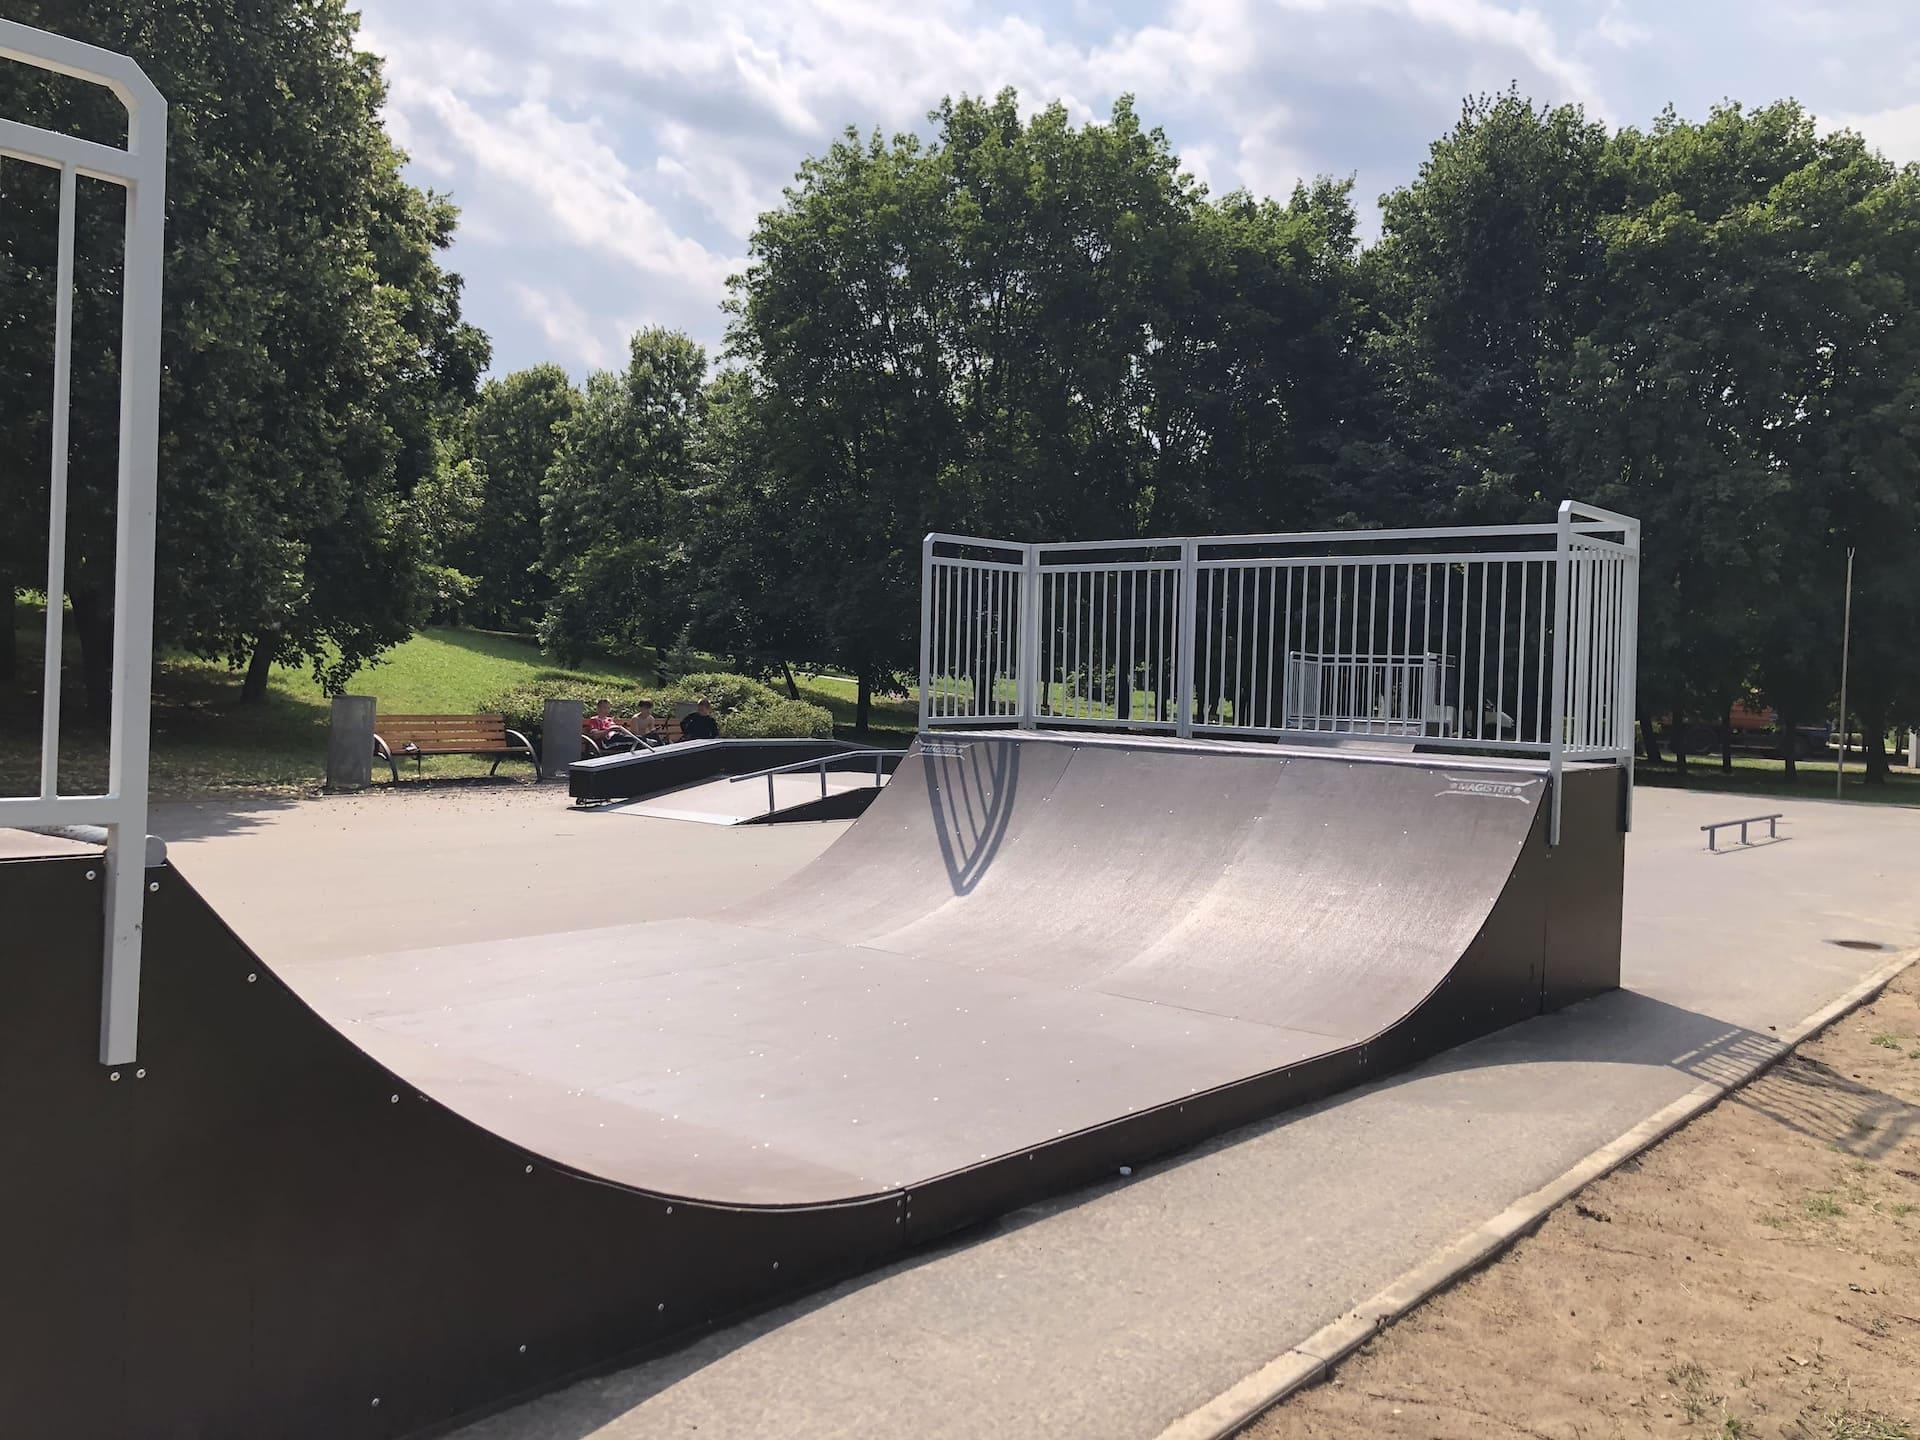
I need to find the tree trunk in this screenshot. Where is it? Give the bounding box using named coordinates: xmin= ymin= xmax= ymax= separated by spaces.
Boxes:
xmin=240 ymin=639 xmax=275 ymax=705
xmin=1861 ymin=701 xmax=1890 ymax=787
xmin=1719 ymin=716 xmax=1734 ymax=773
xmin=1672 ymin=705 xmax=1687 ymax=774
xmin=1778 ymin=710 xmax=1797 ymax=781
xmin=855 ymin=673 xmax=872 ymax=734
xmin=781 ymin=660 xmax=800 ymax=701
xmin=68 ymin=585 xmax=114 ymax=721
xmin=1638 ymin=708 xmax=1666 ymax=763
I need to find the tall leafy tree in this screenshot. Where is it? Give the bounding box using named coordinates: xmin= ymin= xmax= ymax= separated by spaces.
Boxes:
xmin=1554 ymin=104 xmax=1920 ymax=777
xmin=460 ymin=364 xmax=579 ymax=629
xmin=0 ymin=0 xmax=485 ymax=711
xmin=725 ymin=91 xmax=1373 ymax=725
xmin=1365 ymin=91 xmax=1613 ymax=524
xmin=540 ymin=329 xmax=708 ymax=663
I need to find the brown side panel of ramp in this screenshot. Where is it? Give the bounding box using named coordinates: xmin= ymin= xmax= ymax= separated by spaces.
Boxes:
xmin=0 ymin=856 xmax=902 ymax=1440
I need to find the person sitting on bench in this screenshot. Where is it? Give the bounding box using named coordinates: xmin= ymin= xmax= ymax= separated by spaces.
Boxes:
xmin=680 ymin=698 xmax=720 ymax=741
xmin=628 ymin=698 xmax=663 ymax=742
xmin=583 ymin=699 xmax=622 ymax=744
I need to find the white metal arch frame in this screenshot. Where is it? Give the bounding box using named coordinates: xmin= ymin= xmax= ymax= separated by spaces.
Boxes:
xmin=0 ymin=20 xmax=167 ymax=1065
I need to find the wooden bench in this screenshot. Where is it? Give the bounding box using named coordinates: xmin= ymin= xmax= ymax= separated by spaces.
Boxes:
xmin=373 ymin=713 xmax=536 ymax=782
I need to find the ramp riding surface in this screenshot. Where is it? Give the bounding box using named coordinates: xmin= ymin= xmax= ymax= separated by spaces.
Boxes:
xmin=1 ymin=731 xmax=1621 ymax=1438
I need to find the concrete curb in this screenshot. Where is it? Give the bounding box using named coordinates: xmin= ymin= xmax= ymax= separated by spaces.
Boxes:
xmin=1156 ymin=947 xmax=1920 ymax=1440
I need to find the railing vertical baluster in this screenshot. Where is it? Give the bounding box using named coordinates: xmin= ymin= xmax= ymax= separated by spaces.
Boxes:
xmin=39 ymin=163 xmax=78 ymax=799
xmin=1548 ymin=503 xmax=1573 ymax=846
xmin=919 ymin=541 xmax=934 ymax=727
xmin=1176 ymin=541 xmax=1198 ymax=737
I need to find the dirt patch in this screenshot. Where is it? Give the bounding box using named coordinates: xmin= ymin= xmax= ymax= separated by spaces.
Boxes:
xmin=1250 ymin=965 xmax=1920 ymax=1439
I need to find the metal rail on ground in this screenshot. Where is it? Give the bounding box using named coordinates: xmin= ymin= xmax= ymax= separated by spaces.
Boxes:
xmin=1701 ymin=812 xmax=1783 ymax=852
xmin=727 ymin=748 xmax=896 ymax=814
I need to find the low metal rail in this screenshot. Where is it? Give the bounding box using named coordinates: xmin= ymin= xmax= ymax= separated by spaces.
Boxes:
xmin=1700 ymin=812 xmax=1782 ymax=851
xmin=727 ymin=748 xmax=897 ymax=814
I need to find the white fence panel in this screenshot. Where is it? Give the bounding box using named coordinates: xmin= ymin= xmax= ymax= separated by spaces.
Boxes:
xmin=922 ymin=501 xmax=1640 ymax=846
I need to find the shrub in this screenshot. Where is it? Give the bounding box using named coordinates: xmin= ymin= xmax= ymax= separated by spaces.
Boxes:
xmin=477 ymin=670 xmax=833 ymax=740
xmin=722 ymin=697 xmax=834 ymax=739
xmin=652 ymin=671 xmax=783 ymax=713
xmin=479 ymin=679 xmax=649 ymax=734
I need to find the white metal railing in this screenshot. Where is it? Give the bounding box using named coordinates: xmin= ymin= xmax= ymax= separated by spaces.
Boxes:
xmin=920 ymin=501 xmax=1640 ymax=844
xmin=0 ymin=22 xmax=168 ymax=1064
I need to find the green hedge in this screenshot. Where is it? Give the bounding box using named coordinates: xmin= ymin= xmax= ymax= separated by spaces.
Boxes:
xmin=477 ymin=671 xmax=832 ymax=740
xmin=720 ymin=697 xmax=834 ymax=739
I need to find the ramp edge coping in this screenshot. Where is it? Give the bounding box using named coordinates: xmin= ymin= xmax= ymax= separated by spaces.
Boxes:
xmin=1155 ymin=944 xmax=1920 ymax=1440
xmin=10 ymin=825 xmax=167 ymax=866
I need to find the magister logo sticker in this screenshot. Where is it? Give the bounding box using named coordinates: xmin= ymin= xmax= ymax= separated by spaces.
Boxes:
xmin=920 ymin=741 xmax=973 ymax=757
xmin=1437 ymin=774 xmax=1541 ymax=802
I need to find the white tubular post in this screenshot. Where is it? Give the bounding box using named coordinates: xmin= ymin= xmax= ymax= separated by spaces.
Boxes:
xmin=1175 ymin=540 xmax=1199 ymax=738
xmin=918 ymin=535 xmax=934 ymax=731
xmin=99 ymin=56 xmax=167 ymax=1066
xmin=1547 ymin=501 xmax=1573 ymax=849
xmin=0 ymin=21 xmax=168 ymax=1067
xmin=1621 ymin=519 xmax=1641 ymax=828
xmin=38 ymin=162 xmax=76 ymax=799
xmin=1018 ymin=545 xmax=1040 ymax=728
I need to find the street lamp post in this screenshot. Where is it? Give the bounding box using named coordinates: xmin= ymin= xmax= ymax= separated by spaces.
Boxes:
xmin=1836 ymin=546 xmax=1855 ymax=801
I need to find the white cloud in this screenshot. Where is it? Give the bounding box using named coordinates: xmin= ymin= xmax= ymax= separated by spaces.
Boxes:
xmin=1826 ymin=102 xmax=1920 ymax=167
xmin=353 ymin=0 xmax=1919 ymax=376
xmin=403 ymin=83 xmax=738 ymax=295
xmin=512 ymin=283 xmax=618 ymax=371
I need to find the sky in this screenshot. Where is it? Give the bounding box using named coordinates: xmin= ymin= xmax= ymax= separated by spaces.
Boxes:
xmin=352 ymin=0 xmax=1920 ymax=379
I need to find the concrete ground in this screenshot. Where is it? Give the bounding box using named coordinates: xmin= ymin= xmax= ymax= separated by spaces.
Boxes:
xmin=150 ymin=780 xmax=1920 ymax=1440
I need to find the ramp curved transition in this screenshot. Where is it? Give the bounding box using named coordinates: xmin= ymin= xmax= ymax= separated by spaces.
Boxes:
xmin=1 ymin=731 xmax=1621 ymax=1438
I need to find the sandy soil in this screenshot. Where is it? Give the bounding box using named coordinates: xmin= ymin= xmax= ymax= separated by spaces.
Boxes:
xmin=1252 ymin=964 xmax=1920 ymax=1440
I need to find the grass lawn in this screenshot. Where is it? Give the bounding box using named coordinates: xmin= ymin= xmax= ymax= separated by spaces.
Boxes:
xmin=2 ymin=617 xmax=654 ymax=799
xmin=1635 ymin=749 xmax=1920 ymax=807
xmin=792 ymin=671 xmax=918 ymax=745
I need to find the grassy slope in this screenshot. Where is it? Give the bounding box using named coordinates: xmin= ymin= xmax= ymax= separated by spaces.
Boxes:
xmin=2 ymin=621 xmax=652 ymax=798
xmin=791 ymin=671 xmax=918 ymax=744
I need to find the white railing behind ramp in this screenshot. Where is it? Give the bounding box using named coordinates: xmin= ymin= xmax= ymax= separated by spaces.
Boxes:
xmin=921 ymin=502 xmax=1640 ymax=846
xmin=0 ymin=21 xmax=168 ymax=1064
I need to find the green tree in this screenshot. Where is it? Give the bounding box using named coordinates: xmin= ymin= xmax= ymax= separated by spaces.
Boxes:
xmin=1366 ymin=91 xmax=1613 ymax=525
xmin=1554 ymin=104 xmax=1920 ymax=778
xmin=460 ymin=364 xmax=579 ymax=629
xmin=726 ymin=90 xmax=1372 ymax=725
xmin=679 ymin=369 xmax=824 ymax=686
xmin=541 ymin=328 xmax=708 ymax=662
xmin=726 ymin=117 xmax=956 ymax=727
xmin=0 ymin=0 xmax=486 ymax=711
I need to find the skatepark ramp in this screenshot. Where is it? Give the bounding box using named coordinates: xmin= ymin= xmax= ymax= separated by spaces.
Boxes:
xmin=3 ymin=731 xmax=1623 ymax=1438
